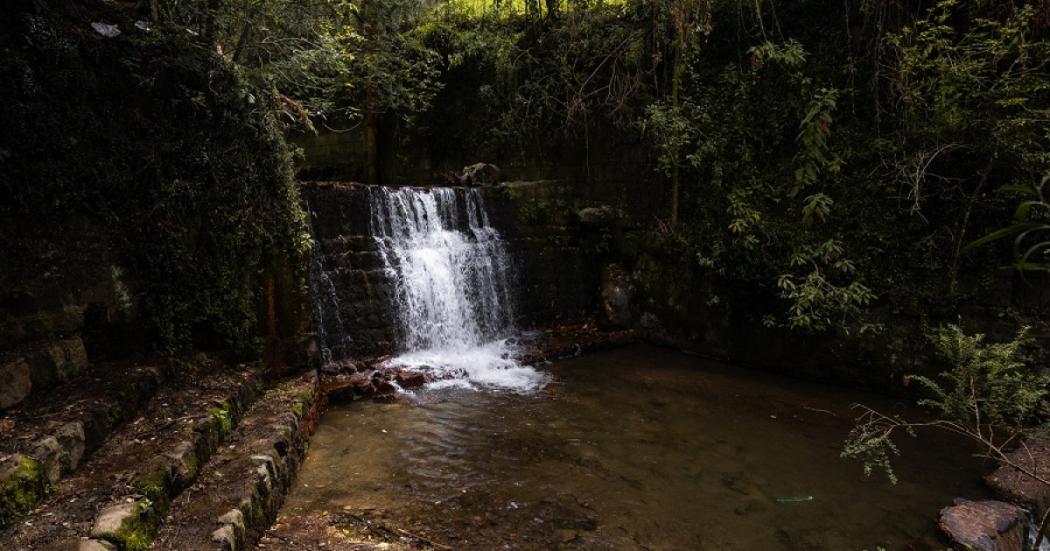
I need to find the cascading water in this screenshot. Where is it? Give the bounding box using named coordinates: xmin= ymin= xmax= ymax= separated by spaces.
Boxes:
xmin=369 ymin=186 xmax=546 ymax=392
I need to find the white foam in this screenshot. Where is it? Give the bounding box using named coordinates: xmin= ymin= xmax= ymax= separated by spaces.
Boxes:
xmin=368 ymin=187 xmax=548 ymax=393
xmin=385 ymin=339 xmax=549 ymax=393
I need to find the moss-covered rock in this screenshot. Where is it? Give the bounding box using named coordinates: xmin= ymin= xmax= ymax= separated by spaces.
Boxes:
xmin=211 ymin=404 xmax=234 ymax=435
xmin=133 ymin=468 xmax=174 ymax=512
xmin=0 ymin=453 xmax=48 ymax=529
xmin=91 ymin=499 xmax=158 ymax=551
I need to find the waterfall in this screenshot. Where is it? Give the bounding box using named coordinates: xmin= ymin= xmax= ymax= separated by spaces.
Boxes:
xmin=368 ymin=186 xmax=546 ymax=392
xmin=306 ymin=201 xmax=352 ymax=364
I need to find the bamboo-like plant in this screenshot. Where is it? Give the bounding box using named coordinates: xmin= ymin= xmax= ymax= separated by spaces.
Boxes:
xmin=965 ymin=175 xmax=1050 ymax=272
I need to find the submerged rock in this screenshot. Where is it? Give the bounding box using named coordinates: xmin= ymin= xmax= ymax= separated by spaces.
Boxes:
xmin=939 ymin=498 xmax=1027 ymax=551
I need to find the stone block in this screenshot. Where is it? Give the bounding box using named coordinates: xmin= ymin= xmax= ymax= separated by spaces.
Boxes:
xmin=54 ymin=421 xmax=86 ymax=470
xmin=28 ymin=336 xmax=89 ymax=389
xmin=0 ymin=358 xmax=32 ymax=409
xmin=29 ymin=435 xmax=68 ymax=483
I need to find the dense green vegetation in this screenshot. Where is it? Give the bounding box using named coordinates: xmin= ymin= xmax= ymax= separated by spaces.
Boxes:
xmin=1 ymin=1 xmax=311 ymax=353
xmin=2 ymin=0 xmax=1046 ymax=355
xmin=170 ymin=0 xmax=1048 ymax=336
xmin=139 ymin=0 xmax=1049 ymax=492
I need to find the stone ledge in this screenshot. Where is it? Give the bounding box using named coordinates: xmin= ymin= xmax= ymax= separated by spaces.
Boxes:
xmin=152 ymin=372 xmax=321 ymax=550
xmin=1 ymin=361 xmax=262 ymax=547
xmin=0 ymin=360 xmax=168 ymax=529
xmin=0 ymin=336 xmax=89 ymax=410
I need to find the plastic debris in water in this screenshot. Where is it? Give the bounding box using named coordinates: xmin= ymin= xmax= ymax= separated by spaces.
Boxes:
xmin=91 ymin=22 xmax=121 ymax=38
xmin=775 ymin=496 xmax=814 ymax=503
xmin=134 ymin=21 xmax=152 ymax=32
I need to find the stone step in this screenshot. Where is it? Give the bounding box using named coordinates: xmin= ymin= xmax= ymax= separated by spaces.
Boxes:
xmin=0 ymin=359 xmax=170 ymax=530
xmin=2 ymin=358 xmax=265 ymax=550
xmin=151 ymin=372 xmax=320 ymax=551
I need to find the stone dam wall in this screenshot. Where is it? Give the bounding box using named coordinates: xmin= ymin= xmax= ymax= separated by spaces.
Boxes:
xmin=300 ymin=181 xmax=604 ymax=359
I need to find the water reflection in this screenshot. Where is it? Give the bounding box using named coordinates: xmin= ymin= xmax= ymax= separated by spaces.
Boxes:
xmin=283 ymin=345 xmax=989 ymax=550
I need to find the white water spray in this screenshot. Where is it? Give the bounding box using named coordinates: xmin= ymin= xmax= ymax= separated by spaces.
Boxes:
xmin=369 ymin=186 xmax=546 ymax=392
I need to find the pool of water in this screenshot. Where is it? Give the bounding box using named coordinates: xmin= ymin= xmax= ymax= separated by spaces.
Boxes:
xmin=282 ymin=345 xmax=989 ymax=550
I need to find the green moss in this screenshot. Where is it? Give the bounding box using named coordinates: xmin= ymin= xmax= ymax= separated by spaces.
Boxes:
xmin=291 ymin=386 xmax=315 ymax=419
xmin=0 ymin=455 xmax=48 ymax=529
xmin=132 ymin=469 xmax=172 ymax=511
xmin=247 ymin=487 xmax=267 ymax=527
xmin=210 ymin=404 xmax=233 ymax=435
xmin=110 ymin=500 xmax=158 ymax=551
xmin=181 ymin=449 xmax=201 ymax=482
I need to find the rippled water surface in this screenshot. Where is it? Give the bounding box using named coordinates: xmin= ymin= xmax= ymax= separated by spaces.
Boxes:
xmin=284 ymin=345 xmax=989 ymax=550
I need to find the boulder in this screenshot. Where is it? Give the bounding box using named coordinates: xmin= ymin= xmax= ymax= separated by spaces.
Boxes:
xmin=986 ymin=438 xmax=1050 ymax=515
xmin=459 ymin=163 xmax=502 ymax=186
xmin=939 ymin=499 xmax=1027 ymax=551
xmin=395 ymin=370 xmax=427 ymax=389
xmin=600 ymin=264 xmax=633 ymax=328
xmin=0 ymin=358 xmax=32 ymax=409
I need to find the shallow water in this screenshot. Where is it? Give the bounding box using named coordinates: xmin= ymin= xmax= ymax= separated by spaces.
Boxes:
xmin=285 ymin=345 xmax=989 ymax=550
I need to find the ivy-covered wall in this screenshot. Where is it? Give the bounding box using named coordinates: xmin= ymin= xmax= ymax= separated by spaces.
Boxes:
xmin=0 ymin=1 xmax=313 ymax=366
